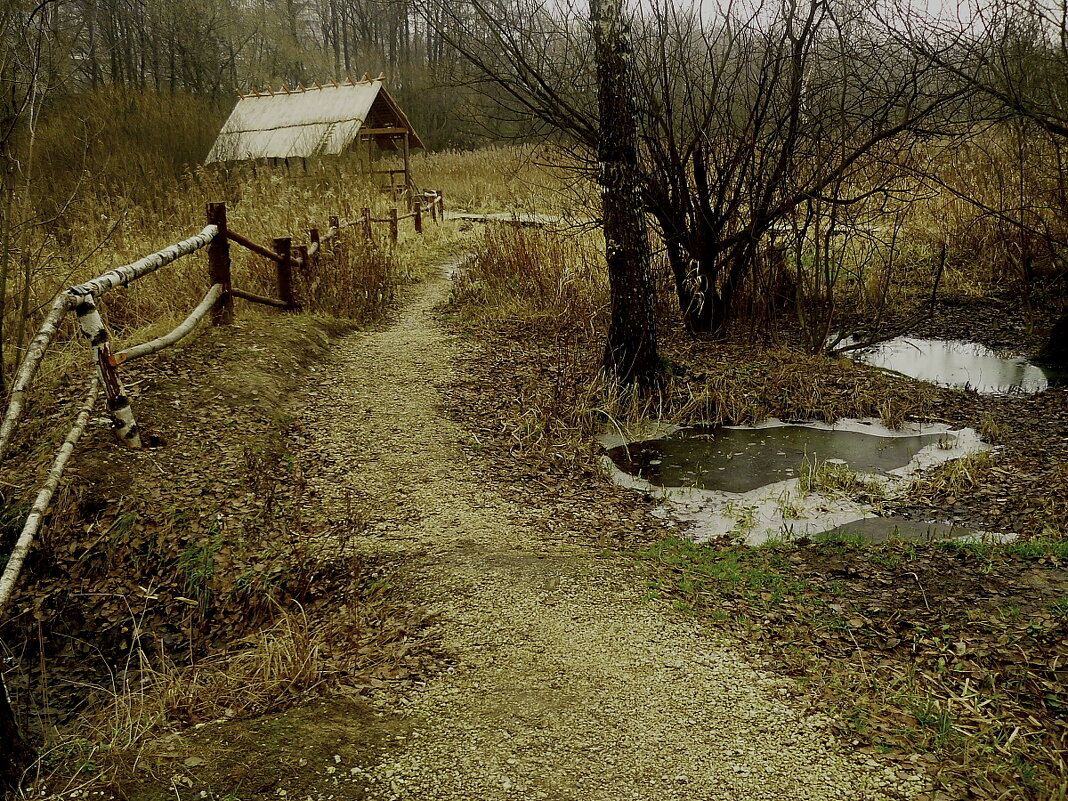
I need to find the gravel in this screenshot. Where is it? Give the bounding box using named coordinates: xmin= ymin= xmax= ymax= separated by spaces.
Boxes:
xmin=296 ymin=277 xmax=926 ymax=801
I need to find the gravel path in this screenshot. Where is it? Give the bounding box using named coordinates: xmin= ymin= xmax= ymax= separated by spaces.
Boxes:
xmin=298 ymin=276 xmax=925 ymax=801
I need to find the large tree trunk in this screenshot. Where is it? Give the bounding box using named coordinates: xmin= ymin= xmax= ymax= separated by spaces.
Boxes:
xmin=0 ymin=674 xmax=34 ymax=796
xmin=1040 ymin=307 xmax=1068 ymax=365
xmin=591 ymin=0 xmax=660 ymax=388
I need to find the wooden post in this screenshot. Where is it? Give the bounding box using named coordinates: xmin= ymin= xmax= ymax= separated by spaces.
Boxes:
xmin=429 ymin=194 xmax=438 ymax=223
xmin=273 ymin=237 xmax=298 ymax=310
xmin=414 ymin=201 xmax=423 ymax=234
xmin=329 ymin=215 xmax=340 ymax=232
xmin=362 ymin=208 xmax=373 ymax=240
xmin=389 ymin=208 xmax=399 ymax=245
xmin=402 ymin=132 xmax=411 ymax=192
xmin=206 ymin=202 xmax=233 ymax=325
xmin=438 ymin=191 xmax=445 ymax=217
xmin=309 ymin=228 xmax=320 ymax=265
xmin=296 ymin=245 xmax=310 ymax=274
xmin=74 ymin=294 xmax=141 ymax=446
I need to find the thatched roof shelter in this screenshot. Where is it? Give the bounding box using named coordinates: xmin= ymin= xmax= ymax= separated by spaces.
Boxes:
xmin=206 ymin=77 xmax=424 ymax=164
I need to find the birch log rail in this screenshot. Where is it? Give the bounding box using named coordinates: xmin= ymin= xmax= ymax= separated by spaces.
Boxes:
xmin=0 ymin=191 xmax=448 ymax=785
xmin=0 ymin=191 xmax=448 ymax=613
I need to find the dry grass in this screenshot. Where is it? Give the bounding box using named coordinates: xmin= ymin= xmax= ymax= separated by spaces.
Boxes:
xmin=909 ymin=451 xmax=996 ymax=499
xmin=450 ymin=222 xmax=607 ymax=327
xmin=77 ymin=595 xmax=428 ymax=749
xmin=798 ymin=456 xmax=886 ymax=502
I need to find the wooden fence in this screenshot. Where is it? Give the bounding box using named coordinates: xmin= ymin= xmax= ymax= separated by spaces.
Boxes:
xmin=0 ymin=189 xmax=445 ymax=617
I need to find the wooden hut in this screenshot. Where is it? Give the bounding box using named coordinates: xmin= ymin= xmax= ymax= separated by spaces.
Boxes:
xmin=206 ymin=75 xmax=425 ymax=194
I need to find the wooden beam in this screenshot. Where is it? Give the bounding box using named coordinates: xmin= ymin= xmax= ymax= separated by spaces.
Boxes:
xmin=359 ymin=126 xmax=409 ymax=136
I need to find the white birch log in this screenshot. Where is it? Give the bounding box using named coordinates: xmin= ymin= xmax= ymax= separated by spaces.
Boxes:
xmin=112 ymin=284 xmax=222 ymax=365
xmin=73 ymin=294 xmax=142 ymax=447
xmin=0 ymin=293 xmax=75 ymax=463
xmin=69 ymin=225 xmax=218 ymax=299
xmin=0 ymin=376 xmax=99 ymax=613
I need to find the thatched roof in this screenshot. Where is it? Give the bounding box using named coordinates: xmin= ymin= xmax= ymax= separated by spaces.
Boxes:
xmin=206 ymin=78 xmax=424 ymax=163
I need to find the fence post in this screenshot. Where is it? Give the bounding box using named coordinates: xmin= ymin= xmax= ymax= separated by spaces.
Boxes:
xmin=438 ymin=191 xmax=445 ymax=219
xmin=362 ymin=208 xmax=372 ymax=241
xmin=429 ymin=194 xmax=438 ymax=223
xmin=389 ymin=208 xmax=398 ymax=245
xmin=74 ymin=294 xmax=142 ymax=447
xmin=296 ymin=245 xmax=309 ymax=274
xmin=206 ymin=202 xmax=233 ymax=325
xmin=329 ymin=215 xmax=340 ymax=232
xmin=273 ymin=237 xmax=299 ymax=310
xmin=309 ymin=228 xmax=320 ymax=266
xmin=414 ymin=201 xmax=423 ymax=234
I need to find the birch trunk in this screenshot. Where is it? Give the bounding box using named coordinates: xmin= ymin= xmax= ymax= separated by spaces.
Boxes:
xmin=69 ymin=225 xmax=217 ymax=299
xmin=0 ymin=293 xmax=74 ymax=462
xmin=591 ymin=0 xmax=660 ymax=388
xmin=73 ymin=296 xmax=141 ymax=446
xmin=0 ymin=376 xmax=99 ymax=612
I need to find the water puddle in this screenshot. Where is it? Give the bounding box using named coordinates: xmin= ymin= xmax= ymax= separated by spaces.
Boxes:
xmin=815 ymin=517 xmax=976 ymax=543
xmin=608 ymin=424 xmax=947 ymax=493
xmin=602 ymin=418 xmax=993 ymax=545
xmin=844 ymin=336 xmax=1060 ymax=395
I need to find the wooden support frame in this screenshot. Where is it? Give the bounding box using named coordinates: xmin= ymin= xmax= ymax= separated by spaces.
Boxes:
xmin=73 ymin=294 xmax=142 ymax=446
xmin=389 ymin=208 xmax=399 ymax=245
xmin=206 ymin=202 xmax=233 ymax=325
xmin=232 ymin=287 xmax=288 ymax=308
xmin=402 ymin=131 xmax=412 ymax=193
xmin=273 ymin=237 xmax=299 ymax=310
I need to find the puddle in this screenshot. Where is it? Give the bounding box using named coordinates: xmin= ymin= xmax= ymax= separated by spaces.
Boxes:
xmin=844 ymin=336 xmax=1060 ymax=394
xmin=816 ymin=517 xmax=977 ymax=543
xmin=601 ymin=418 xmax=992 ymax=545
xmin=607 ymin=424 xmax=948 ymax=493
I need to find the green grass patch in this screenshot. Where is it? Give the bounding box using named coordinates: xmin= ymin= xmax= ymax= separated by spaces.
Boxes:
xmin=1005 ymin=538 xmax=1068 ymax=559
xmin=642 ymin=537 xmax=810 ymax=609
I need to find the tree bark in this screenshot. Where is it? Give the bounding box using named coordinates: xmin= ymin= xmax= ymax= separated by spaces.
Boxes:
xmin=0 ymin=674 xmax=34 ymax=796
xmin=1040 ymin=308 xmax=1068 ymax=365
xmin=591 ymin=0 xmax=660 ymax=388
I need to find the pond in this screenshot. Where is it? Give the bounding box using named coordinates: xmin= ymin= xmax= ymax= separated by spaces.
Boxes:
xmin=602 ymin=419 xmax=991 ymax=545
xmin=843 ymin=336 xmax=1061 ymax=395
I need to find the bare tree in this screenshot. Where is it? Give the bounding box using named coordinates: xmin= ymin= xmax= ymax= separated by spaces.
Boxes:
xmin=592 ymin=0 xmax=660 ymax=386
xmin=889 ymin=0 xmax=1068 ymax=363
xmin=433 ymin=0 xmax=967 ymax=342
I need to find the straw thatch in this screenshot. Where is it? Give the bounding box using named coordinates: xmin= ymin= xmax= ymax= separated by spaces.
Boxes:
xmin=206 ymin=78 xmax=424 ymax=163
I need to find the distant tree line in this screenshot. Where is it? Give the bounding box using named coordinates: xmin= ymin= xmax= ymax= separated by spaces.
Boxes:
xmin=3 ymin=0 xmax=1068 ymax=386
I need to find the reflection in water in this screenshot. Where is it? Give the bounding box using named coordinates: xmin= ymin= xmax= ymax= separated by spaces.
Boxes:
xmin=601 ymin=418 xmax=992 ymax=544
xmin=607 ymin=424 xmax=949 ymax=493
xmin=847 ymin=336 xmax=1055 ymax=394
xmin=816 ymin=517 xmax=975 ymax=543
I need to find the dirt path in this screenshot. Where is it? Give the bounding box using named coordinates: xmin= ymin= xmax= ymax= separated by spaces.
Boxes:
xmin=298 ymin=276 xmax=926 ymax=801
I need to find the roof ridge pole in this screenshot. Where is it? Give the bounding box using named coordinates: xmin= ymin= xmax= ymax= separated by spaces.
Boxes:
xmin=362 ymin=72 xmax=371 ymax=82
xmin=347 ymin=75 xmax=356 ymax=85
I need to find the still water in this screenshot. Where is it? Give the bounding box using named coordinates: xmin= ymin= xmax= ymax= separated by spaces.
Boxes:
xmin=607 ymin=423 xmax=949 ymax=493
xmin=846 ymin=336 xmax=1058 ymax=395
